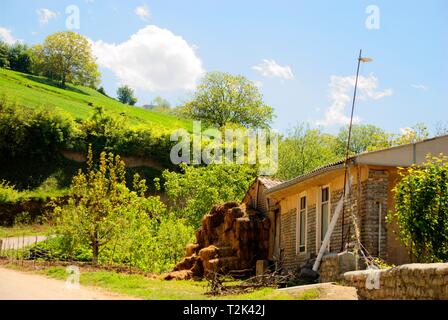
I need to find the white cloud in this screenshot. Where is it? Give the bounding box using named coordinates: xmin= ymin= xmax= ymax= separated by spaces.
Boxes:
xmin=411 ymin=84 xmax=429 ymax=91
xmin=135 ymin=5 xmax=150 ymax=20
xmin=0 ymin=27 xmax=20 ymax=44
xmin=91 ymin=25 xmax=204 ymax=92
xmin=37 ymin=8 xmax=58 ymax=25
xmin=316 ymin=74 xmax=393 ymax=126
xmin=252 ymin=59 xmax=294 ymax=80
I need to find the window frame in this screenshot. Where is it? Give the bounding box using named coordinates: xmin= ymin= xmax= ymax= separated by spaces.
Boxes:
xmin=296 ymin=192 xmax=307 ymax=254
xmin=316 ymin=185 xmax=331 ymax=252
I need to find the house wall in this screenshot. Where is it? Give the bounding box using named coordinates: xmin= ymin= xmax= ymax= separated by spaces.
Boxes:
xmin=275 ymin=165 xmax=407 ymax=271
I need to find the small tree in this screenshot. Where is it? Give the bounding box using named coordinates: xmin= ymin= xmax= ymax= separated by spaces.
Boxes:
xmin=117 ymin=85 xmax=137 ymax=105
xmin=53 ymin=146 xmax=165 ymax=263
xmin=390 ymin=154 xmax=448 ymax=262
xmin=33 ymin=31 xmax=100 ymax=88
xmin=180 ymin=71 xmax=274 ymax=128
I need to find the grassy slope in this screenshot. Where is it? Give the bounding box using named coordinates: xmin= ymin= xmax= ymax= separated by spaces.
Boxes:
xmin=0 ymin=68 xmax=188 ymax=195
xmin=0 ymin=68 xmax=191 ymax=132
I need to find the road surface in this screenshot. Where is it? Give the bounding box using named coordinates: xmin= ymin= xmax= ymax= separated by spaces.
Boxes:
xmin=0 ymin=236 xmax=48 ymax=250
xmin=0 ymin=266 xmax=136 ymax=300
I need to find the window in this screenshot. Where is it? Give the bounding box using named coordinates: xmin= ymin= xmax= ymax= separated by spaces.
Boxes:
xmin=297 ymin=195 xmax=307 ymax=253
xmin=320 ymin=187 xmax=330 ymax=243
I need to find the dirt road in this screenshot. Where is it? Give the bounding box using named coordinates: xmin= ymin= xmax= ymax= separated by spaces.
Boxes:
xmin=0 ymin=266 xmax=136 ymax=300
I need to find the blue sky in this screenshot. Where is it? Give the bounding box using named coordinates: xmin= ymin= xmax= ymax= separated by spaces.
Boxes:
xmin=1 ymin=0 xmax=447 ymax=135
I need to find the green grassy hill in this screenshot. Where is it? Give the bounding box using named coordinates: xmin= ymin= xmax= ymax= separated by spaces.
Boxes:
xmin=0 ymin=68 xmax=190 ymax=200
xmin=0 ymin=68 xmax=191 ymax=132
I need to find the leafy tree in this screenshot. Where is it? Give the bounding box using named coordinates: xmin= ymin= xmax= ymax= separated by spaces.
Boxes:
xmin=180 ymin=71 xmax=274 ymax=128
xmin=335 ymin=124 xmax=392 ymax=157
xmin=117 ymin=85 xmax=137 ymax=105
xmin=394 ymin=122 xmax=429 ymax=145
xmin=162 ymin=163 xmax=257 ymax=227
xmin=0 ymin=41 xmax=9 ymax=68
xmin=276 ymin=123 xmax=339 ymax=180
xmin=390 ymin=154 xmax=448 ymax=262
xmin=53 ymin=146 xmax=166 ymax=263
xmin=97 ymin=86 xmax=107 ymax=96
xmin=7 ymin=43 xmax=32 ymax=73
xmin=32 ymin=31 xmax=100 ymax=88
xmin=144 ymin=96 xmax=171 ymax=113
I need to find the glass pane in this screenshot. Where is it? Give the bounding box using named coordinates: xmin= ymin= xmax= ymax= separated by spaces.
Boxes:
xmin=321 ymin=203 xmax=328 ymax=241
xmin=300 ymin=197 xmax=306 ymax=210
xmin=300 ymin=211 xmax=306 ymax=245
xmin=322 ymin=187 xmax=329 ymax=202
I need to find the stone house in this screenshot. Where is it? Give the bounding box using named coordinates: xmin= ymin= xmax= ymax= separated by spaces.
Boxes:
xmin=262 ymin=135 xmax=448 ymax=271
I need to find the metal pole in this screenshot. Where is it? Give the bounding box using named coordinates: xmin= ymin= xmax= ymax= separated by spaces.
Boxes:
xmin=340 ymin=49 xmax=362 ymax=251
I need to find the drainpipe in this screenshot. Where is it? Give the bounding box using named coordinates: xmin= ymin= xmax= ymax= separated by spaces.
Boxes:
xmin=312 ymin=171 xmax=352 ymax=272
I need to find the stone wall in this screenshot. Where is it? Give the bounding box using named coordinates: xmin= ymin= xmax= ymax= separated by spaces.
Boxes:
xmin=278 ymin=168 xmax=391 ymax=272
xmin=319 ymin=251 xmax=361 ymax=283
xmin=361 ymin=169 xmax=388 ymax=259
xmin=280 ymin=208 xmax=297 ymax=270
xmin=343 ymin=263 xmax=448 ymax=300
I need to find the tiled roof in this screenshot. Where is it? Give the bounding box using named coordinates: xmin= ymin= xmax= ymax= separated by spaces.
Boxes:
xmin=265 ymin=158 xmax=348 ymax=195
xmin=257 ymin=176 xmax=284 ymax=189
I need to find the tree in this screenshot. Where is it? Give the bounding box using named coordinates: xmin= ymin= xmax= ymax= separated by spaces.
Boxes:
xmin=33 ymin=31 xmax=100 ymax=88
xmin=162 ymin=163 xmax=257 ymax=227
xmin=276 ymin=123 xmax=339 ymax=180
xmin=144 ymin=96 xmax=171 ymax=113
xmin=97 ymin=86 xmax=107 ymax=96
xmin=180 ymin=71 xmax=274 ymax=128
xmin=335 ymin=124 xmax=392 ymax=157
xmin=117 ymin=85 xmax=137 ymax=105
xmin=390 ymin=154 xmax=448 ymax=262
xmin=53 ymin=146 xmax=165 ymax=263
xmin=7 ymin=43 xmax=32 ymax=73
xmin=394 ymin=123 xmax=429 ymax=145
xmin=0 ymin=41 xmax=9 ymax=68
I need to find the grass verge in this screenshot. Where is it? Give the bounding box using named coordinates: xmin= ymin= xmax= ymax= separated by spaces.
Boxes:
xmin=25 ymin=265 xmax=320 ymax=300
xmin=0 ymin=224 xmax=50 ymax=238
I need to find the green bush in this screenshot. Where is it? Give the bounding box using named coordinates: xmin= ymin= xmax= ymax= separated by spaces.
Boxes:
xmin=390 ymin=154 xmax=448 ymax=262
xmin=0 ymin=181 xmax=22 ymax=204
xmin=0 ymin=96 xmax=76 ymax=160
xmin=163 ymin=163 xmax=257 ymax=227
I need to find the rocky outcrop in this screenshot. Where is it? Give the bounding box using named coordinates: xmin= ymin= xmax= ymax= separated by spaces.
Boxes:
xmin=164 ymin=202 xmax=270 ymax=280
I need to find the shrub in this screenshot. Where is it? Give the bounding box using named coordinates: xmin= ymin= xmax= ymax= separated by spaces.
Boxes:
xmin=390 ymin=154 xmax=448 ymax=262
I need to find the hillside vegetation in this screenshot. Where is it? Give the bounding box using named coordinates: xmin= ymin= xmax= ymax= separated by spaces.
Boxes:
xmin=0 ymin=68 xmax=191 ymax=132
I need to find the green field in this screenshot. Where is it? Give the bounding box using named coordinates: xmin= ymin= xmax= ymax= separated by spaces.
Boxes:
xmin=0 ymin=68 xmax=191 ymax=132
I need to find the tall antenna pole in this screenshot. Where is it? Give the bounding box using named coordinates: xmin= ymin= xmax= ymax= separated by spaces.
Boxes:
xmin=340 ymin=49 xmax=363 ymax=251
